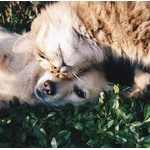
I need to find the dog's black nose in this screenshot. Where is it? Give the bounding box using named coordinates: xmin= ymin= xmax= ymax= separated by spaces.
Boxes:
xmin=43 ymin=80 xmax=56 ymax=95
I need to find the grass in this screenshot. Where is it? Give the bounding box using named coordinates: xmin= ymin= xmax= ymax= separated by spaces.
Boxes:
xmin=0 ymin=86 xmax=150 ymax=148
xmin=0 ymin=1 xmax=150 ymax=148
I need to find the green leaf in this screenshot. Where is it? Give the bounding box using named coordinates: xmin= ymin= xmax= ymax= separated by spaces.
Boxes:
xmin=99 ymin=92 xmax=105 ymax=104
xmin=112 ymin=99 xmax=119 ymax=109
xmin=45 ymin=112 xmax=56 ymax=119
xmin=107 ymin=120 xmax=114 ymax=129
xmin=139 ymin=136 xmax=150 ymax=145
xmin=129 ymin=126 xmax=139 ymax=139
xmin=114 ymin=108 xmax=126 ymax=120
xmin=21 ymin=132 xmax=26 ymax=143
xmin=113 ymin=84 xmax=120 ymax=94
xmin=85 ymin=120 xmax=95 ymax=130
xmin=97 ymin=119 xmax=102 ymax=130
xmin=32 ymin=126 xmax=47 ymax=147
xmin=6 ymin=119 xmax=11 ymax=124
xmin=141 ymin=143 xmax=150 ymax=148
xmin=57 ymin=130 xmax=71 ymax=142
xmin=51 ymin=137 xmax=57 ymax=148
xmin=87 ymin=139 xmax=96 ymax=147
xmin=126 ymin=113 xmax=134 ymax=122
xmin=145 ymin=117 xmax=150 ymax=123
xmin=131 ymin=121 xmax=143 ymax=127
xmin=74 ymin=122 xmax=84 ymax=131
xmin=144 ymin=104 xmax=150 ymax=121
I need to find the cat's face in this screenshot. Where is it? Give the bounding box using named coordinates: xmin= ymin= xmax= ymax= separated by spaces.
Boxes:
xmin=13 ymin=2 xmax=104 ymax=79
xmin=34 ymin=69 xmax=111 ymax=106
xmin=32 ymin=18 xmax=103 ymax=79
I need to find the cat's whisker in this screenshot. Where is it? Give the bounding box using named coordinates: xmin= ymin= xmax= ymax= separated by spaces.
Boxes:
xmin=72 ymin=72 xmax=100 ymax=93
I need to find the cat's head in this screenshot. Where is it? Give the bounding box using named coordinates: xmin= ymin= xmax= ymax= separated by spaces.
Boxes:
xmin=13 ymin=2 xmax=104 ymax=79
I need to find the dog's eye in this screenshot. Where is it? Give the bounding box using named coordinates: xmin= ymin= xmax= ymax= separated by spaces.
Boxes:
xmin=74 ymin=85 xmax=86 ymax=98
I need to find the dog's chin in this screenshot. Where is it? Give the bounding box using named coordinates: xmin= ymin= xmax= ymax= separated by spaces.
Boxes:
xmin=34 ymin=87 xmax=60 ymax=106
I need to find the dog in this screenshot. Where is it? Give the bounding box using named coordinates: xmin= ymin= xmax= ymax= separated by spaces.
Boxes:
xmin=0 ymin=27 xmax=42 ymax=108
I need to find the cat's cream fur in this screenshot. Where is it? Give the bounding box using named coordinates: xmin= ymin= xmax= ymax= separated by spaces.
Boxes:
xmin=13 ymin=2 xmax=150 ymax=97
xmin=0 ymin=27 xmax=112 ymax=108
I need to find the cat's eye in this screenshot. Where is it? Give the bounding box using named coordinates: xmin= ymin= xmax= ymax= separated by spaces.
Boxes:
xmin=74 ymin=85 xmax=86 ymax=98
xmin=38 ymin=51 xmax=46 ymax=59
xmin=37 ymin=49 xmax=48 ymax=60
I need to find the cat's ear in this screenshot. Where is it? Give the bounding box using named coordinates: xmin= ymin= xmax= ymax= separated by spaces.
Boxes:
xmin=13 ymin=32 xmax=34 ymax=53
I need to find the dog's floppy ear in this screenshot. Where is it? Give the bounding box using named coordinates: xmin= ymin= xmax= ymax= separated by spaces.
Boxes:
xmin=13 ymin=32 xmax=34 ymax=53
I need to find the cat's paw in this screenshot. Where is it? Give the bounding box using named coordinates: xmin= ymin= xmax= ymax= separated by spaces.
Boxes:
xmin=122 ymin=83 xmax=150 ymax=99
xmin=122 ymin=87 xmax=142 ymax=99
xmin=123 ymin=69 xmax=150 ymax=99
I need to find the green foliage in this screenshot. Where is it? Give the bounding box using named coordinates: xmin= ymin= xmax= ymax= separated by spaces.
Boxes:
xmin=0 ymin=87 xmax=150 ymax=148
xmin=0 ymin=1 xmax=49 ymax=33
xmin=0 ymin=2 xmax=150 ymax=148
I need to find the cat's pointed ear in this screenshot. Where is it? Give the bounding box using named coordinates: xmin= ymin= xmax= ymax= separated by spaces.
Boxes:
xmin=13 ymin=32 xmax=34 ymax=53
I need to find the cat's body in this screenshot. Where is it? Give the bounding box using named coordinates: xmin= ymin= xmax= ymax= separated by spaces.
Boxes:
xmin=70 ymin=2 xmax=150 ymax=65
xmin=13 ymin=1 xmax=150 ymax=97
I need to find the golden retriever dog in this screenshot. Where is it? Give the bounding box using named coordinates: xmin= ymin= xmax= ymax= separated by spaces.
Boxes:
xmin=0 ymin=27 xmax=112 ymax=108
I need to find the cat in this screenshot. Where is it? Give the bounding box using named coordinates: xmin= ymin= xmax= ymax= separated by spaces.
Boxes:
xmin=0 ymin=27 xmax=112 ymax=108
xmin=13 ymin=1 xmax=150 ymax=97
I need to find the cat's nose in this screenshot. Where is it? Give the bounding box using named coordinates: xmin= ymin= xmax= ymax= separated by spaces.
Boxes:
xmin=51 ymin=65 xmax=60 ymax=73
xmin=51 ymin=64 xmax=72 ymax=74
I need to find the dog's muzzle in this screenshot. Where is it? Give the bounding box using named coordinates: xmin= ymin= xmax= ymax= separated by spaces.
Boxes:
xmin=35 ymin=80 xmax=56 ymax=100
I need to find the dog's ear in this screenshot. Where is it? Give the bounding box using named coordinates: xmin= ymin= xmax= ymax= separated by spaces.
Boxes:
xmin=13 ymin=32 xmax=34 ymax=53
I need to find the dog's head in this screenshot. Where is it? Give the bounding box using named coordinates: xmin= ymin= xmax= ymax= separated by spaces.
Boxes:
xmin=34 ymin=69 xmax=112 ymax=106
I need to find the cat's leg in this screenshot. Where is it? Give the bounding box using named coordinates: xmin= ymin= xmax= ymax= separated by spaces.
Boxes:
xmin=123 ymin=69 xmax=150 ymax=98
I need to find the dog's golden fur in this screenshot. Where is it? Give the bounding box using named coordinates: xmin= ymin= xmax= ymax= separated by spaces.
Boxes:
xmin=0 ymin=28 xmax=42 ymax=108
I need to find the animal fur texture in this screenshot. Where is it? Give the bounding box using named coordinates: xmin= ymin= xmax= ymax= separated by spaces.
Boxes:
xmin=13 ymin=1 xmax=150 ymax=97
xmin=0 ymin=27 xmax=42 ymax=108
xmin=0 ymin=27 xmax=112 ymax=108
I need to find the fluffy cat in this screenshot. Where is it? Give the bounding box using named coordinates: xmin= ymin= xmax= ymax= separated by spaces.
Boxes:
xmin=13 ymin=2 xmax=150 ymax=97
